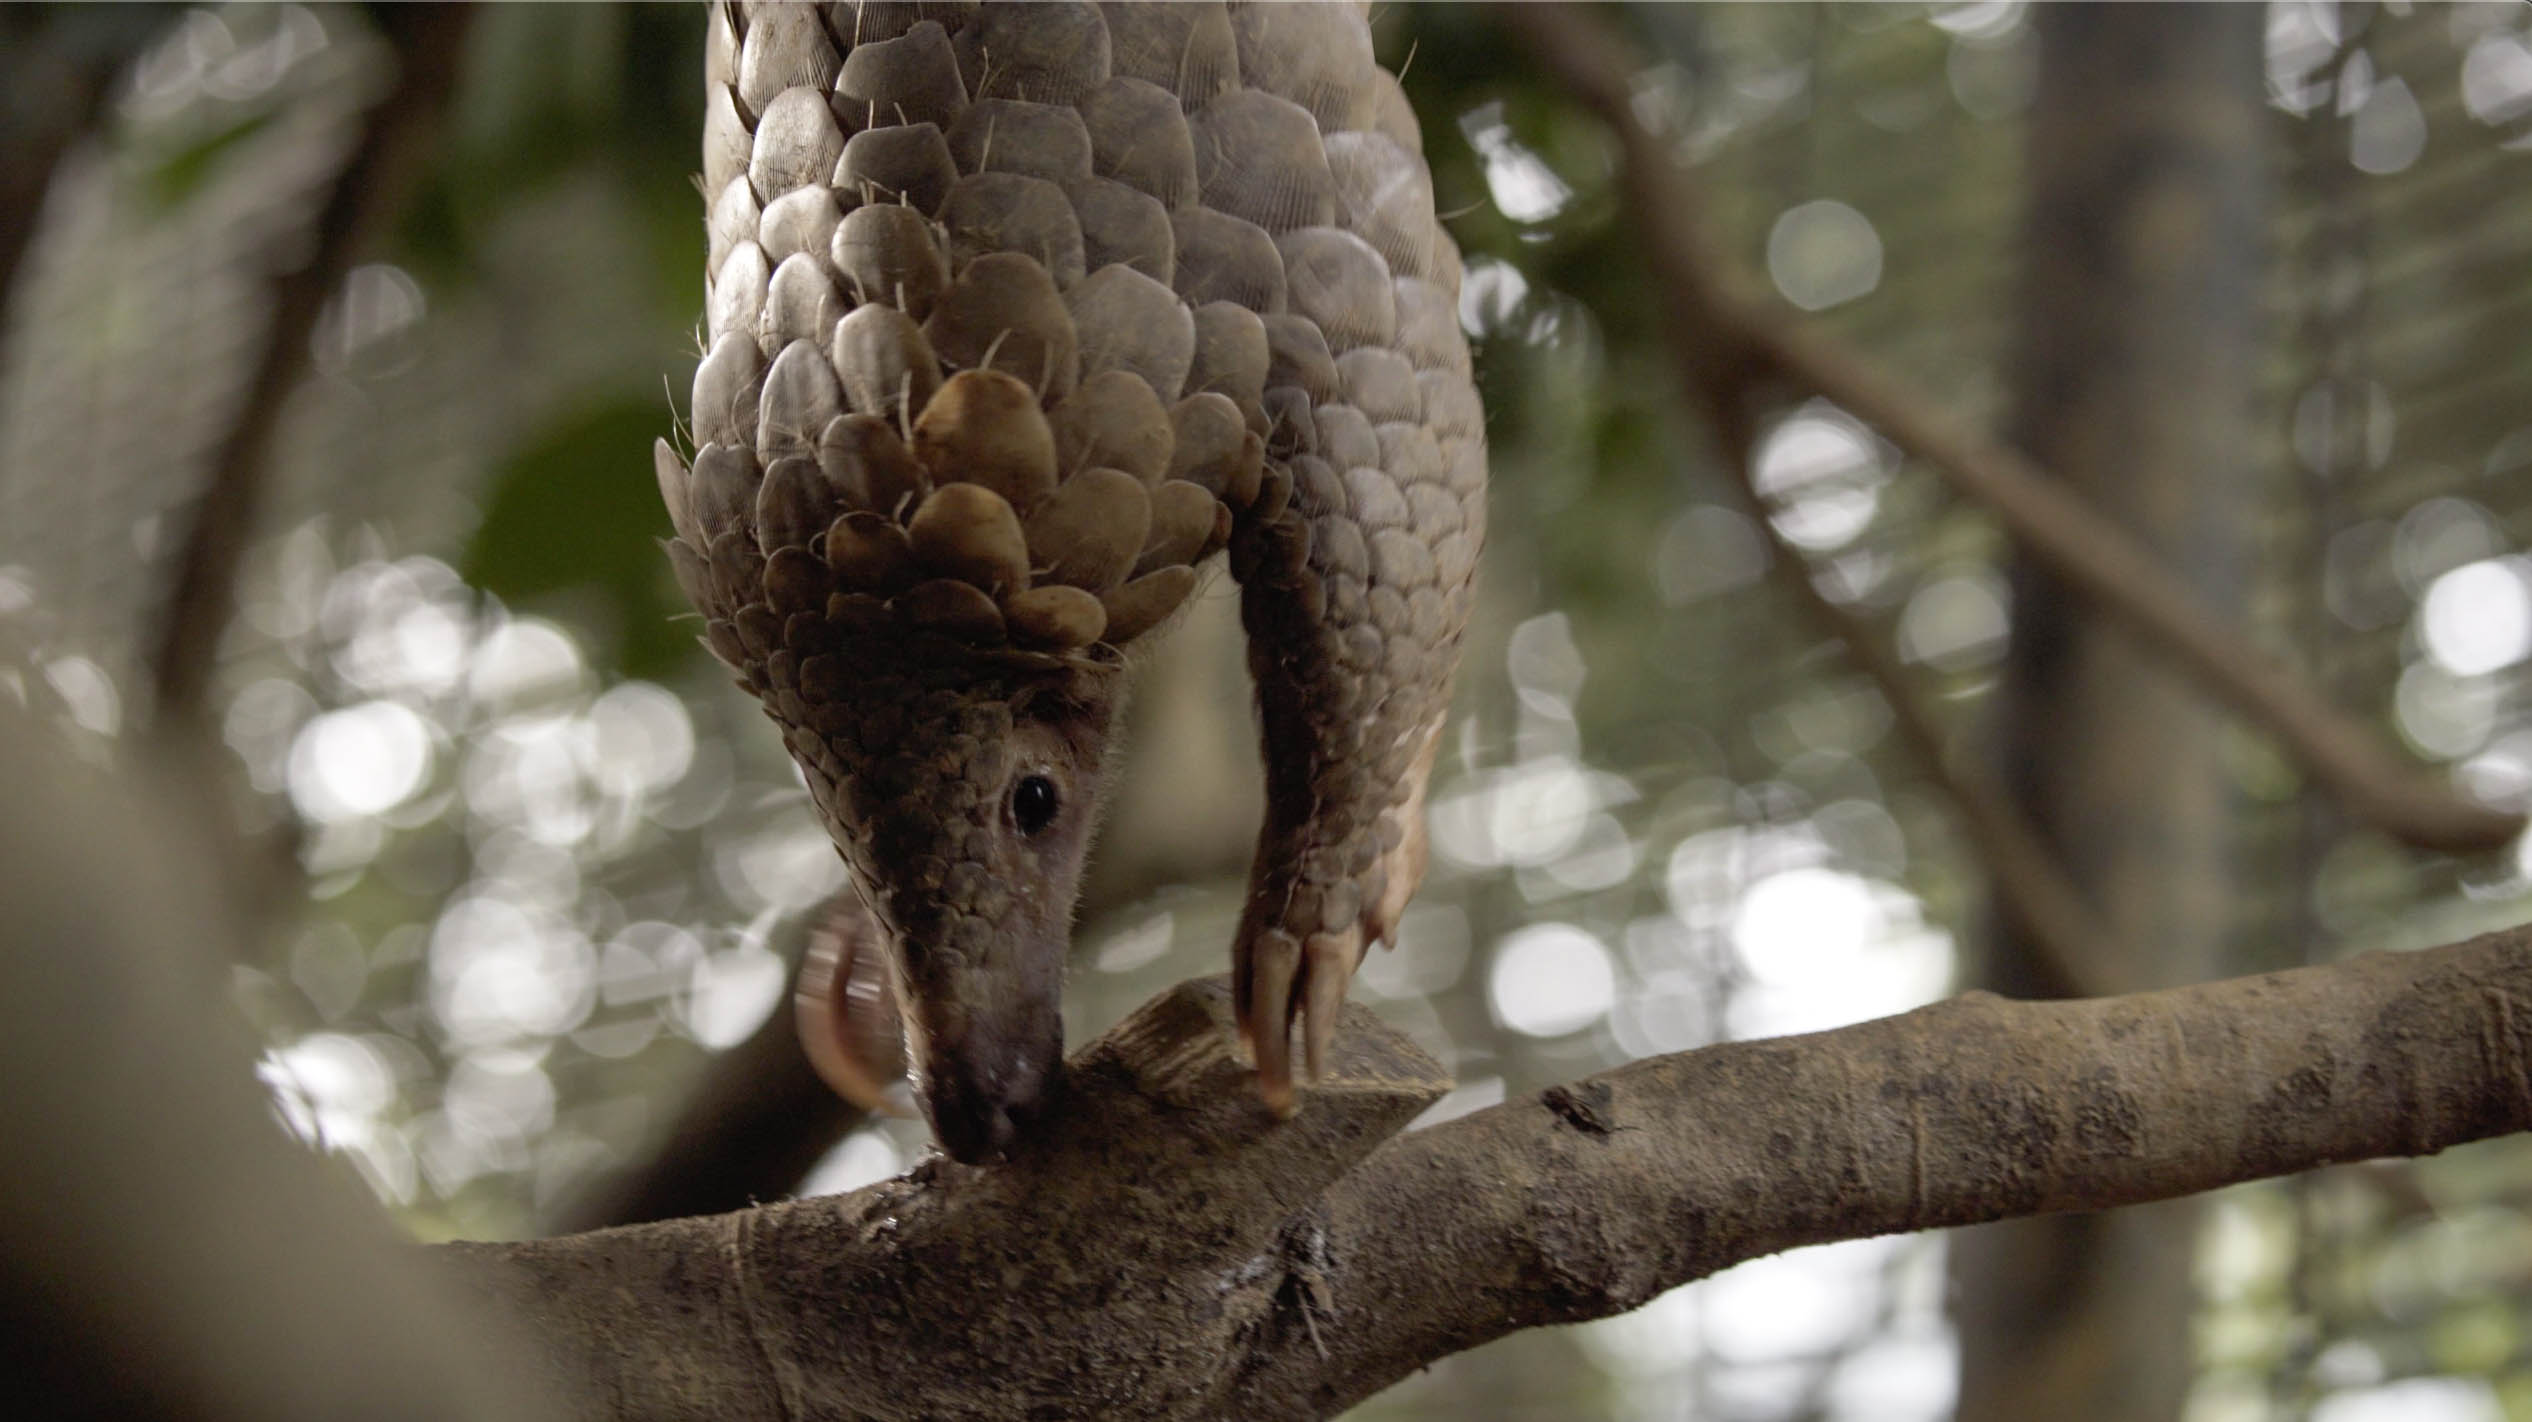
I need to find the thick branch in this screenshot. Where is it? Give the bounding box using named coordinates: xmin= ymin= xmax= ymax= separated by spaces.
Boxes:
xmin=149 ymin=5 xmax=471 ymax=724
xmin=449 ymin=979 xmax=1452 ymax=1422
xmin=21 ymin=634 xmax=2521 ymax=1421
xmin=1245 ymin=929 xmax=2532 ymax=1413
xmin=1505 ymin=4 xmax=2521 ymax=858
xmin=446 ymin=930 xmax=2532 ymax=1420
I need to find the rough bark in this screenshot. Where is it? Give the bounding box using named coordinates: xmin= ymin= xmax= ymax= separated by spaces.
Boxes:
xmin=1956 ymin=9 xmax=2268 ymax=1420
xmin=445 ymin=930 xmax=2532 ymax=1421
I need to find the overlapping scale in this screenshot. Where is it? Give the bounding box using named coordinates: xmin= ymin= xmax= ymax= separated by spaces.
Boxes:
xmin=666 ymin=4 xmax=1485 ymax=1089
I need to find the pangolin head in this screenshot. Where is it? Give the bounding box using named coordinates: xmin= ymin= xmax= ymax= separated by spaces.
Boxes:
xmin=657 ymin=359 xmax=1261 ymax=1161
xmin=820 ymin=652 xmax=1123 ymax=1163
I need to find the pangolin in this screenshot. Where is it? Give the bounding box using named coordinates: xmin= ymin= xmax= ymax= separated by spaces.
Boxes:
xmin=658 ymin=1 xmax=1484 ymax=1162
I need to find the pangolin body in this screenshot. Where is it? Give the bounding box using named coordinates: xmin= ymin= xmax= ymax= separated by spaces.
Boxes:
xmin=659 ymin=0 xmax=1484 ymax=1161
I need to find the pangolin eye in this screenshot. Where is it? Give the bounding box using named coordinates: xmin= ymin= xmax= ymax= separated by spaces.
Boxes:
xmin=1012 ymin=775 xmax=1060 ymax=836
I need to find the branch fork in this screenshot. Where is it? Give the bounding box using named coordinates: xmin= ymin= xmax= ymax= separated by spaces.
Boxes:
xmin=449 ymin=978 xmax=1451 ymax=1421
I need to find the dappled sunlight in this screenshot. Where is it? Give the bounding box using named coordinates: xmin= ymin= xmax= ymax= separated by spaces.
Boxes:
xmin=2461 ymin=31 xmax=2532 ymax=127
xmin=1898 ymin=571 xmax=2011 ymax=672
xmin=2310 ymin=1379 xmax=2501 ymax=1422
xmin=1728 ymin=867 xmax=1953 ymax=1039
xmin=1461 ymin=101 xmax=1573 ymax=225
xmin=1569 ymin=1235 xmax=1958 ymax=1422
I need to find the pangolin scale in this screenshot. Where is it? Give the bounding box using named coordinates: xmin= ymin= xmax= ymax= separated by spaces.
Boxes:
xmin=659 ymin=0 xmax=1484 ymax=1161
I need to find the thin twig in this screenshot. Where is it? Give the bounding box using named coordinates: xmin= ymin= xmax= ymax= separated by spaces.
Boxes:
xmin=1505 ymin=4 xmax=2121 ymax=994
xmin=1704 ymin=386 xmax=2131 ymax=998
xmin=149 ymin=6 xmax=474 ymax=725
xmin=1507 ymin=3 xmax=2523 ymax=859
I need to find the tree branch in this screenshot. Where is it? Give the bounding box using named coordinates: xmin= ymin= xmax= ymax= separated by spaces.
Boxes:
xmin=1683 ymin=277 xmax=2130 ymax=1000
xmin=1503 ymin=3 xmax=2522 ymax=859
xmin=0 ymin=8 xmax=171 ymax=335
xmin=450 ymin=978 xmax=1453 ymax=1422
xmin=1256 ymin=928 xmax=2532 ymax=1415
xmin=444 ymin=928 xmax=2532 ymax=1420
xmin=149 ymin=5 xmax=472 ymax=725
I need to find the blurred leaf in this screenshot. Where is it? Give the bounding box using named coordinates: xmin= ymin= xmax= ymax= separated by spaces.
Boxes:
xmin=461 ymin=398 xmax=690 ymax=682
xmin=140 ymin=109 xmax=277 ymax=209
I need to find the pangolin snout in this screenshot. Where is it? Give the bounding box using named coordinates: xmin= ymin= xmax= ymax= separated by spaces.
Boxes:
xmin=919 ymin=1022 xmax=1063 ymax=1165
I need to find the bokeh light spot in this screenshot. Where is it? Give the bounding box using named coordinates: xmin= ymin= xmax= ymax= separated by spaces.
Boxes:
xmin=1766 ymin=200 xmax=1883 ymax=311
xmin=584 ymin=681 xmax=696 ymax=794
xmin=2350 ymin=75 xmax=2428 ymax=175
xmin=2395 ymin=662 xmax=2500 ymax=760
xmin=800 ymin=1129 xmax=906 ymax=1197
xmin=2463 ymin=32 xmax=2532 ymax=125
xmin=43 ymin=656 xmax=120 ymax=737
xmin=1462 ymin=102 xmax=1573 ymax=223
xmin=259 ymin=1031 xmax=397 ymax=1146
xmin=1754 ymin=403 xmax=1890 ymax=551
xmin=1898 ymin=572 xmax=2010 ymax=671
xmin=1705 ymin=1238 xmax=1900 ymax=1363
xmin=2311 ymin=1376 xmax=2500 ymax=1422
xmin=288 ymin=699 xmax=433 ymax=822
xmin=1487 ymin=922 xmax=1617 ymax=1038
xmin=682 ymin=940 xmax=787 ymax=1048
xmin=2418 ymin=559 xmax=2532 ymax=677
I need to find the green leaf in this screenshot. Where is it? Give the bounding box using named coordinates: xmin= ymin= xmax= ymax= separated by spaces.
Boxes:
xmin=461 ymin=397 xmax=693 ymax=682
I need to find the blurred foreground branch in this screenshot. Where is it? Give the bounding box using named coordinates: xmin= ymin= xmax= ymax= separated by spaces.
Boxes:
xmin=150 ymin=5 xmax=473 ymax=725
xmin=0 ymin=701 xmax=563 ymax=1422
xmin=1506 ymin=4 xmax=2522 ymax=860
xmin=0 ymin=8 xmax=169 ymax=331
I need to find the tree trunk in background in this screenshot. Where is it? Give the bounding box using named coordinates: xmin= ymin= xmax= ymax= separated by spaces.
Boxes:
xmin=1952 ymin=7 xmax=2266 ymax=1421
